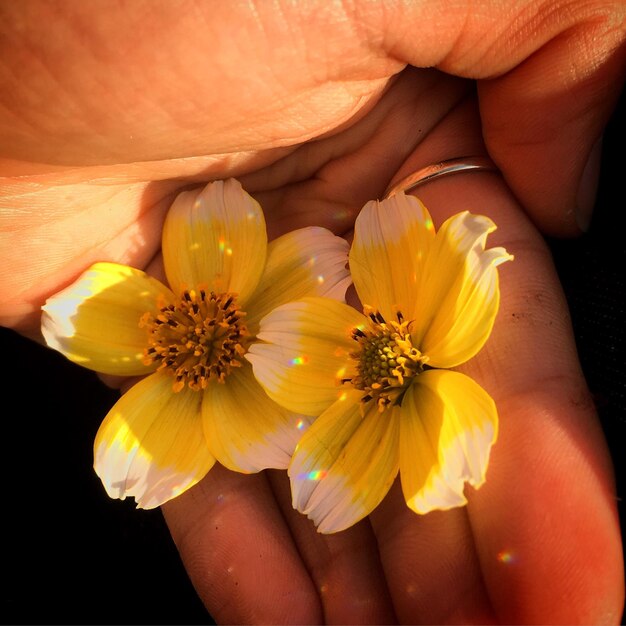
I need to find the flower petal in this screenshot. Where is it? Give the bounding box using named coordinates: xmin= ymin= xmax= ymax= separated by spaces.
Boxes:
xmin=399 ymin=369 xmax=498 ymax=514
xmin=162 ymin=179 xmax=267 ymax=305
xmin=289 ymin=391 xmax=400 ymax=534
xmin=202 ymin=363 xmax=313 ymax=473
xmin=42 ymin=262 xmax=174 ymax=376
xmin=412 ymin=211 xmax=512 ymax=367
xmin=94 ymin=371 xmax=215 ymax=509
xmin=245 ymin=226 xmax=350 ymax=332
xmin=350 ymin=193 xmax=435 ymax=319
xmin=247 ymin=297 xmax=364 ymax=415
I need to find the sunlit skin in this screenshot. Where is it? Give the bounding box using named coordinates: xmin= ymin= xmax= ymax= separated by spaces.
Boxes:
xmin=1 ymin=2 xmax=625 ymax=624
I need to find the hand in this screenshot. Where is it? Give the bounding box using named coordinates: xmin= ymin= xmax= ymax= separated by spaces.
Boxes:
xmin=1 ymin=2 xmax=624 ymax=623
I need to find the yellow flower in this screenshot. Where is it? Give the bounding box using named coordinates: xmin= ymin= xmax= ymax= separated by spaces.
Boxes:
xmin=247 ymin=192 xmax=513 ymax=533
xmin=41 ymin=179 xmax=350 ymax=508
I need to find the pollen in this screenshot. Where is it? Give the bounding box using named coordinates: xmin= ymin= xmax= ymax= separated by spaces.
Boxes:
xmin=140 ymin=289 xmax=249 ymax=392
xmin=347 ymin=307 xmax=426 ymax=412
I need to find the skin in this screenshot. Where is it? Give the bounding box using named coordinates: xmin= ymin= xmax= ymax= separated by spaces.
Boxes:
xmin=1 ymin=1 xmax=625 ymax=623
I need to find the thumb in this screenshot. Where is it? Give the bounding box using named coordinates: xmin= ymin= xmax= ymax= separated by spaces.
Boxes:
xmin=377 ymin=0 xmax=626 ymax=236
xmin=477 ymin=17 xmax=626 ymax=236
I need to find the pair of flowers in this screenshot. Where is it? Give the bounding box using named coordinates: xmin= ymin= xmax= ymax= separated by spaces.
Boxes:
xmin=42 ymin=178 xmax=512 ymax=534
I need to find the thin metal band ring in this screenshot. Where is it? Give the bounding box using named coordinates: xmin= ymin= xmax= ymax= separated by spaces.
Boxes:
xmin=383 ymin=156 xmax=498 ymax=199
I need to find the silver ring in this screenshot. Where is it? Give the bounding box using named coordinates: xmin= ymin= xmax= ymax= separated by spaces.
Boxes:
xmin=383 ymin=156 xmax=498 ymax=199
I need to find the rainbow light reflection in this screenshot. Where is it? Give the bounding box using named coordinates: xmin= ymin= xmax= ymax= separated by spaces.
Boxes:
xmin=218 ymin=236 xmax=233 ymax=255
xmin=300 ymin=469 xmax=327 ymax=481
xmin=497 ymin=550 xmax=516 ymax=564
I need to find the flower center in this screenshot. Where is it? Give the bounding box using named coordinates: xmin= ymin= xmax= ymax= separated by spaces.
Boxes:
xmin=347 ymin=308 xmax=426 ymax=412
xmin=141 ymin=289 xmax=249 ymax=392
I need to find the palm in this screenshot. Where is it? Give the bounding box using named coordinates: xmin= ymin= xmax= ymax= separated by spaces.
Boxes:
xmin=1 ymin=22 xmax=622 ymax=625
xmin=1 ymin=66 xmax=459 ymax=329
xmin=163 ymin=79 xmax=622 ymax=624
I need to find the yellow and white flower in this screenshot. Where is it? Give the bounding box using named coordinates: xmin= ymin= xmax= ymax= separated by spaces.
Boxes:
xmin=247 ymin=192 xmax=513 ymax=533
xmin=42 ymin=179 xmax=350 ymax=508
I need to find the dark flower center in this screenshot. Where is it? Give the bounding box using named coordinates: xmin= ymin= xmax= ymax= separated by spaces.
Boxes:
xmin=141 ymin=289 xmax=248 ymax=392
xmin=346 ymin=307 xmax=426 ymax=411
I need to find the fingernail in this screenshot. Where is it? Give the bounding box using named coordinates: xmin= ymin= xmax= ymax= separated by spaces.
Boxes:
xmin=575 ymin=136 xmax=603 ymax=232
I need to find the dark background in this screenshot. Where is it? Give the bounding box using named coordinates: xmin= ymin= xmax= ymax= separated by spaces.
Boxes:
xmin=2 ymin=91 xmax=624 ymax=624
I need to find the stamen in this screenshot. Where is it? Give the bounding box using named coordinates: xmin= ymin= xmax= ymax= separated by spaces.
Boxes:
xmin=141 ymin=289 xmax=249 ymax=392
xmin=346 ymin=308 xmax=426 ymax=412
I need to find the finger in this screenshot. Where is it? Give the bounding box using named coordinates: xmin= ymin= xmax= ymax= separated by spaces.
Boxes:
xmin=266 ymin=469 xmax=398 ymax=624
xmin=4 ymin=2 xmax=624 ymax=238
xmin=372 ymin=1 xmax=626 ymax=235
xmin=0 ymin=2 xmax=402 ymax=166
xmin=0 ymin=173 xmax=182 ymax=336
xmin=370 ymin=484 xmax=496 ymax=625
xmin=373 ymin=104 xmax=623 ymax=622
xmin=0 ymin=67 xmax=467 ymax=337
xmin=367 ymin=100 xmax=501 ymax=624
xmin=456 ymin=177 xmax=623 ymax=624
xmin=476 ymin=37 xmax=624 ymax=236
xmin=162 ymin=465 xmax=322 ymax=624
